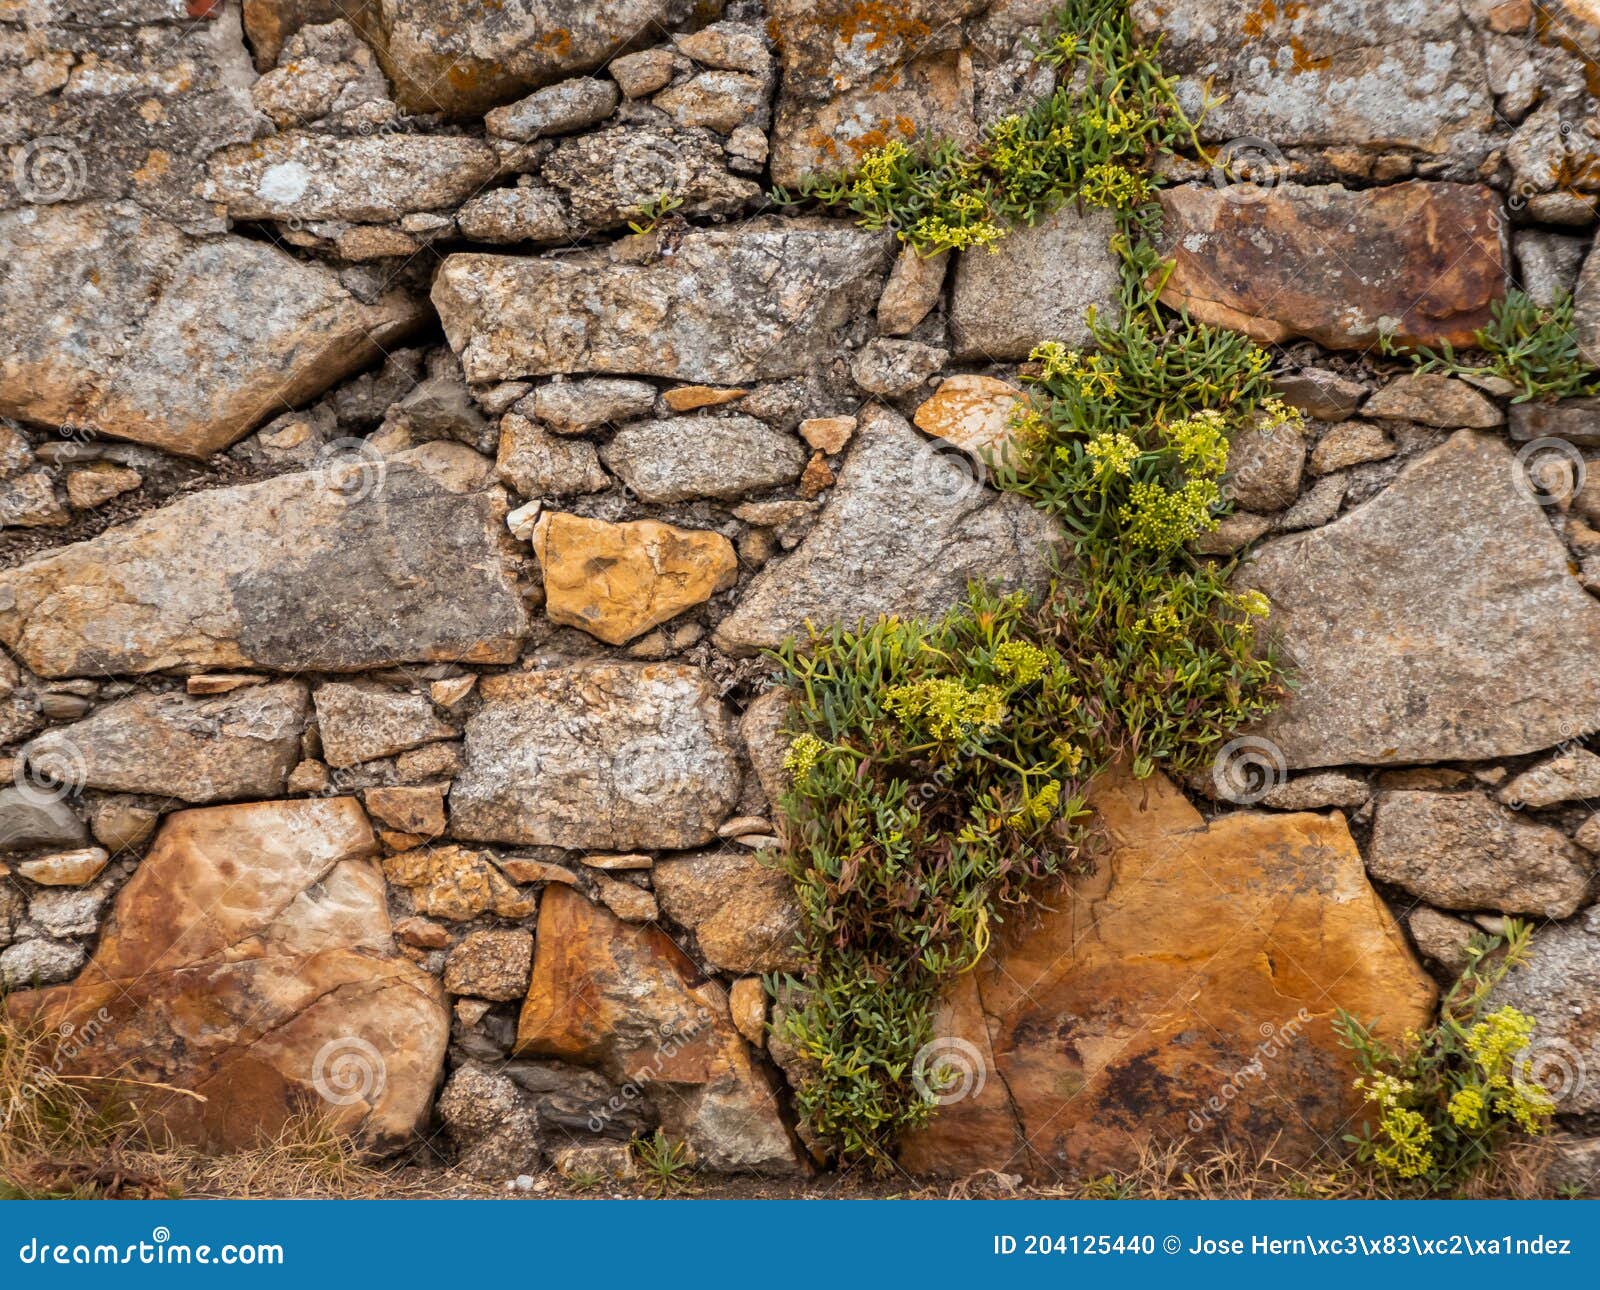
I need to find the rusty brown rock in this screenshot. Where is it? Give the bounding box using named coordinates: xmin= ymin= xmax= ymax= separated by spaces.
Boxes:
xmin=900 ymin=768 xmax=1435 ymax=1179
xmin=1157 ymin=182 xmax=1506 ymax=350
xmin=652 ymin=849 xmax=803 ymax=973
xmin=913 ymin=375 xmax=1024 ymax=460
xmin=7 ymin=798 xmax=448 ymax=1153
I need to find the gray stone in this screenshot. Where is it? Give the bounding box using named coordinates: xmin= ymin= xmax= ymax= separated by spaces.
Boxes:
xmin=673 ymin=21 xmax=771 ymax=74
xmin=715 ymin=405 xmax=1061 ymax=653
xmin=0 ymin=790 xmax=88 ymax=854
xmin=654 ymin=70 xmax=769 ymax=134
xmin=443 ymin=928 xmax=535 ymax=1002
xmin=949 ymin=206 xmax=1122 ymax=360
xmin=1130 ymin=0 xmax=1494 ymax=162
xmin=1517 ymin=231 xmax=1588 ymax=307
xmin=1240 ymin=431 xmax=1600 ymax=767
xmin=877 ymin=248 xmax=949 ymax=336
xmin=0 ymin=443 xmax=529 ymax=678
xmin=314 ymin=682 xmax=458 ymax=770
xmin=485 ymin=77 xmax=620 ymax=140
xmin=1499 ymin=749 xmax=1600 ymax=809
xmin=0 ymin=938 xmax=86 ymax=990
xmin=1224 ymin=415 xmax=1306 ymax=512
xmin=1309 ymin=422 xmax=1395 ymax=475
xmin=434 ymin=219 xmax=892 ymax=386
xmin=1272 ymin=370 xmax=1367 ymax=422
xmin=450 ymin=663 xmax=742 ymax=851
xmin=204 ymin=133 xmax=501 ymax=223
xmin=601 ymin=416 xmax=807 ymax=503
xmin=1369 ymin=791 xmax=1591 ymax=919
xmin=29 ymin=878 xmax=117 ymax=939
xmin=1508 ymin=399 xmax=1600 ymax=447
xmin=1545 ymin=1136 xmax=1600 ymax=1195
xmin=850 ymin=339 xmax=949 ymax=396
xmin=1259 ymin=771 xmax=1370 ymax=811
xmin=1361 ymin=375 xmax=1504 ymax=429
xmin=0 ymin=473 xmax=67 ymax=529
xmin=541 ymin=125 xmax=760 ymax=231
xmin=24 ymin=683 xmax=308 ymax=804
xmin=0 ymin=202 xmax=423 ymax=458
xmin=1487 ymin=907 xmax=1600 ymax=1115
xmin=454 ymin=185 xmax=573 ymax=245
xmin=496 ymin=413 xmax=610 ymax=497
xmin=1407 ymin=907 xmax=1477 ymax=976
xmin=437 ymin=1062 xmax=543 ymax=1179
xmin=609 ymin=48 xmax=677 ymax=98
xmin=1576 ymin=245 xmax=1600 ymax=365
xmin=532 ymin=379 xmax=658 ymax=434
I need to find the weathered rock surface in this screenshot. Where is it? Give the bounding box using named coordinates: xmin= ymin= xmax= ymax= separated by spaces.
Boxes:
xmin=1362 ymin=375 xmax=1504 ymax=429
xmin=496 ymin=413 xmax=609 ymax=496
xmin=1500 ymin=749 xmax=1600 ymax=809
xmin=0 ymin=789 xmax=88 ymax=854
xmin=314 ymin=682 xmax=457 ymax=769
xmin=1488 ymin=907 xmax=1600 ymax=1115
xmin=602 ymin=416 xmax=807 ymax=503
xmin=1157 ymin=183 xmax=1506 ymax=350
xmin=532 ymin=379 xmax=657 ymax=434
xmin=715 ymin=405 xmax=1061 ymax=652
xmin=0 ymin=443 xmax=528 ymax=678
xmin=1238 ymin=431 xmax=1600 ymax=767
xmin=437 ymin=1062 xmax=542 ymax=1178
xmin=433 ymin=220 xmax=892 ymax=385
xmin=1223 ymin=413 xmax=1306 ymax=512
xmin=1368 ymin=791 xmax=1591 ymax=919
xmin=24 ymin=683 xmax=308 ymax=804
xmin=0 ymin=202 xmax=424 ymax=456
xmin=450 ymin=664 xmax=742 ymax=850
xmin=517 ymin=884 xmax=801 ymax=1173
xmin=532 ymin=513 xmax=738 ymax=646
xmin=950 ymin=206 xmax=1122 ymax=359
xmin=900 ymin=768 xmax=1435 ymax=1178
xmin=7 ymin=799 xmax=449 ymax=1152
xmin=653 ymin=850 xmax=803 ymax=974
xmin=485 ymin=77 xmax=620 ymax=140
xmin=383 ymin=844 xmax=536 ymax=922
xmin=913 ymin=376 xmax=1024 ymax=459
xmin=1130 ymin=0 xmax=1494 ymax=161
xmin=542 ymin=125 xmax=760 ymax=229
xmin=444 ymin=928 xmax=535 ymax=1002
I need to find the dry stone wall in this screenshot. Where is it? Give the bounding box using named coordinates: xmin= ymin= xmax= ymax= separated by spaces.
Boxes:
xmin=3 ymin=0 xmax=1600 ymax=1187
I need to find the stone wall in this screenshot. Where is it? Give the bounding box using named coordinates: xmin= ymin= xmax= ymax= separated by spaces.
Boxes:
xmin=3 ymin=0 xmax=1600 ymax=1187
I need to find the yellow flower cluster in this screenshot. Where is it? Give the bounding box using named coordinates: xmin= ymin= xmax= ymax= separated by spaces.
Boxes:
xmin=1448 ymin=1086 xmax=1487 ymax=1131
xmin=782 ymin=732 xmax=827 ymax=780
xmin=1373 ymin=1106 xmax=1436 ymax=1179
xmin=1166 ymin=408 xmax=1230 ymax=475
xmin=1118 ymin=477 xmax=1221 ymax=549
xmin=1079 ymin=162 xmax=1153 ymax=209
xmin=1085 ymin=432 xmax=1141 ymax=478
xmin=1236 ymin=589 xmax=1271 ymax=619
xmin=851 ymin=140 xmax=911 ymax=196
xmin=1466 ymin=1006 xmax=1556 ymax=1133
xmin=992 ymin=640 xmax=1052 ymax=686
xmin=883 ymin=677 xmax=1008 ymax=742
xmin=1134 ymin=601 xmax=1183 ymax=640
xmin=1004 ymin=779 xmax=1061 ymax=831
xmin=1031 ymin=342 xmax=1119 ymax=398
xmin=909 ymin=214 xmax=1005 ymax=253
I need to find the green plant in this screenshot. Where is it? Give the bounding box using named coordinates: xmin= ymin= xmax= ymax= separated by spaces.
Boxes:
xmin=1335 ymin=920 xmax=1555 ymax=1192
xmin=1385 ymin=288 xmax=1600 ymax=403
xmin=626 ymin=191 xmax=684 ymax=235
xmin=778 ymin=0 xmax=1211 ymax=255
xmin=633 ymin=1130 xmax=695 ymax=1196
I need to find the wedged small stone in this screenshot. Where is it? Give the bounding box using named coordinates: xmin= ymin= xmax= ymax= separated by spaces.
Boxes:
xmin=799 ymin=417 xmax=856 ymax=455
xmin=1498 ymin=749 xmax=1600 ymax=809
xmin=544 ymin=125 xmax=760 ymax=231
xmin=593 ymin=875 xmax=659 ymax=922
xmin=1191 ymin=512 xmax=1270 ymax=556
xmin=485 ymin=77 xmax=619 ymax=140
xmin=450 ymin=663 xmax=742 ymax=851
xmin=90 ymin=799 xmax=159 ymax=854
xmin=1158 ymin=182 xmax=1505 ymax=350
xmin=1487 ymin=907 xmax=1600 ymax=1114
xmin=1408 ymin=907 xmax=1477 ymax=976
xmin=517 ymin=884 xmax=801 ymax=1174
xmin=65 ymin=464 xmax=141 ymax=510
xmin=496 ymin=413 xmax=609 ymax=497
xmin=950 ymin=205 xmax=1121 ymax=359
xmin=394 ymin=742 xmax=463 ymax=783
xmin=581 ymin=853 xmax=653 ymax=871
xmin=673 ymin=21 xmax=770 ymax=74
xmin=1369 ymin=791 xmax=1591 ymax=918
xmin=654 ymin=70 xmax=768 ymax=134
xmin=186 ymin=674 xmax=265 ymax=697
xmin=1272 ymin=370 xmax=1368 ymax=422
xmin=532 ymin=512 xmax=737 ymax=646
xmin=1259 ymin=771 xmax=1371 ymax=811
xmin=24 ymin=683 xmax=308 ymax=804
xmin=363 ymin=785 xmax=447 ymax=837
xmin=434 ymin=219 xmax=893 ymax=386
xmin=653 ymin=849 xmax=802 ymax=974
xmin=1222 ymin=409 xmax=1309 ymax=512
xmin=1275 ymin=473 xmax=1346 ymax=531
xmin=878 ymin=248 xmax=948 ymax=336
xmin=1507 ymin=399 xmax=1600 ymax=447
xmin=1362 ymin=374 xmax=1504 ymax=428
xmin=496 ymin=856 xmax=579 ymax=886
xmin=729 ymin=977 xmax=767 ymax=1048
xmin=444 ymin=928 xmax=535 ymax=1002
xmin=914 ymin=375 xmax=1023 ymax=459
xmin=1516 ymin=231 xmax=1587 ymax=307
xmin=1 ymin=940 xmax=85 ymax=989
xmin=1238 ymin=431 xmax=1600 ymax=767
xmin=601 ymin=415 xmax=806 ymax=503
xmin=0 ymin=789 xmax=89 ymax=853
xmin=532 ymin=379 xmax=658 ymax=434
xmin=205 ymin=132 xmax=499 ymax=223
xmin=1310 ymin=422 xmax=1395 ymax=474
xmin=454 ymin=187 xmax=573 ymax=245
xmin=610 ymin=48 xmax=677 ymax=98
xmin=849 ymin=339 xmax=948 ymax=396
xmin=16 ymin=847 xmax=109 ymax=887
xmin=0 ymin=474 xmax=67 ymax=529
xmin=314 ymin=682 xmax=457 ymax=769
xmin=383 ymin=844 xmax=537 ymax=922
xmin=715 ymin=406 xmax=1061 ymax=653
xmin=6 ymin=798 xmax=449 ymax=1151
xmin=438 ymin=1062 xmax=543 ymax=1179
xmin=662 ymin=386 xmax=747 ymax=413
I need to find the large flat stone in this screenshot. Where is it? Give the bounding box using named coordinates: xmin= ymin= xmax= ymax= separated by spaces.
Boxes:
xmin=714 ymin=405 xmax=1061 ymax=652
xmin=1157 ymin=182 xmax=1506 ymax=350
xmin=1238 ymin=431 xmax=1600 ymax=767
xmin=433 ymin=219 xmax=892 ymax=386
xmin=517 ymin=884 xmax=800 ymax=1173
xmin=23 ymin=682 xmax=309 ymax=805
xmin=0 ymin=202 xmax=424 ymax=456
xmin=8 ymin=798 xmax=449 ymax=1152
xmin=0 ymin=443 xmax=528 ymax=678
xmin=899 ymin=768 xmax=1435 ymax=1178
xmin=449 ymin=663 xmax=742 ymax=851
xmin=1131 ymin=0 xmax=1494 ymax=161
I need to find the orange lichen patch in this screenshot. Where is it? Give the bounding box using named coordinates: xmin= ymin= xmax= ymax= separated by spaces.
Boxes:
xmin=132 ymin=150 xmax=171 ymax=185
xmin=837 ymin=117 xmax=919 ymax=159
xmin=1289 ymin=36 xmax=1332 ymax=72
xmin=1241 ymin=0 xmax=1306 ymax=38
xmin=537 ymin=28 xmax=573 ymax=59
xmin=829 ymin=2 xmax=933 ymax=55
